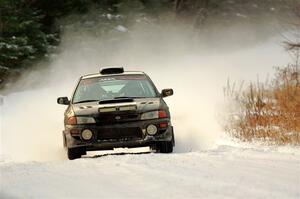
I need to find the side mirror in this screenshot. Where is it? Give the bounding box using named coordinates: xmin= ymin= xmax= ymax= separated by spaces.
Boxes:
xmin=57 ymin=97 xmax=70 ymax=105
xmin=161 ymin=89 xmax=173 ymax=98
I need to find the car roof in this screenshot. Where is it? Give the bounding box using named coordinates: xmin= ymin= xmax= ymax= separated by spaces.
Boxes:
xmin=81 ymin=71 xmax=146 ymax=79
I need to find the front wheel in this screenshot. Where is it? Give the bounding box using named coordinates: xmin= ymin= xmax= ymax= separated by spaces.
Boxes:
xmin=158 ymin=141 xmax=173 ymax=153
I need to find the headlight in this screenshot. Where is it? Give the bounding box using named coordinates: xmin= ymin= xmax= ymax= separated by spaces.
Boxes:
xmin=146 ymin=124 xmax=158 ymax=135
xmin=67 ymin=116 xmax=96 ymax=125
xmin=141 ymin=111 xmax=159 ymax=120
xmin=77 ymin=117 xmax=96 ymax=124
xmin=81 ymin=129 xmax=93 ymax=140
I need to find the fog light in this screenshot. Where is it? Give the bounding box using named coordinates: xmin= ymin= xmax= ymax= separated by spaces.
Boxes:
xmin=81 ymin=129 xmax=93 ymax=140
xmin=147 ymin=124 xmax=158 ymax=135
xmin=70 ymin=129 xmax=80 ymax=136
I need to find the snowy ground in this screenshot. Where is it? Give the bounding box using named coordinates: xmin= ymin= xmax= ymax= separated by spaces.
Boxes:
xmin=1 ymin=144 xmax=299 ymax=199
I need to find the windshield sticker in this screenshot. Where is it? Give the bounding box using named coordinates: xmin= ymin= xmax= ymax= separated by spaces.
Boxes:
xmin=83 ymin=75 xmax=146 ymax=84
xmin=81 ymin=79 xmax=98 ymax=85
xmin=98 ymin=77 xmax=116 ymax=82
xmin=115 ymin=75 xmax=146 ymax=80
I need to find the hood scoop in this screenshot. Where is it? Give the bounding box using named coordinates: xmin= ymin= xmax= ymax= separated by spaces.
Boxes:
xmin=99 ymin=98 xmax=134 ymax=104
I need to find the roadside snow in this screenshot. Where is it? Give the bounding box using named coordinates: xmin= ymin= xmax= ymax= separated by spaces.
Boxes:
xmin=1 ymin=145 xmax=299 ymax=199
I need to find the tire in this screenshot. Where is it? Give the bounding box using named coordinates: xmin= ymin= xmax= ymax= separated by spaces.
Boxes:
xmin=150 ymin=144 xmax=157 ymax=152
xmin=159 ymin=141 xmax=173 ymax=153
xmin=67 ymin=147 xmax=85 ymax=160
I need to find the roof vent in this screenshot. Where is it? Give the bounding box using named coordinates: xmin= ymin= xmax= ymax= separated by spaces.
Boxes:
xmin=100 ymin=67 xmax=124 ymax=75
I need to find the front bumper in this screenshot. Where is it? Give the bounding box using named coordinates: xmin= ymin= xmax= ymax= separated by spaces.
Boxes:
xmin=64 ymin=119 xmax=173 ymax=150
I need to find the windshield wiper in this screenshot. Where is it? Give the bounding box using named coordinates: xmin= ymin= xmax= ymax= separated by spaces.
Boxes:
xmin=73 ymin=99 xmax=99 ymax=104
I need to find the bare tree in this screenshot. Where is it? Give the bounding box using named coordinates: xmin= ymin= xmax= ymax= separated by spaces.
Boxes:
xmin=174 ymin=0 xmax=210 ymax=28
xmin=286 ymin=3 xmax=300 ymax=50
xmin=287 ymin=43 xmax=300 ymax=50
xmin=174 ymin=0 xmax=209 ymax=14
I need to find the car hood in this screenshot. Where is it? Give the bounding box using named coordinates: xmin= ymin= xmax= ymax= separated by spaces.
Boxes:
xmin=71 ymin=98 xmax=161 ymax=116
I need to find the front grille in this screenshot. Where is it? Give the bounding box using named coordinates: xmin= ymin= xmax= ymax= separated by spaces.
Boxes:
xmin=97 ymin=127 xmax=143 ymax=141
xmin=96 ymin=113 xmax=139 ymax=125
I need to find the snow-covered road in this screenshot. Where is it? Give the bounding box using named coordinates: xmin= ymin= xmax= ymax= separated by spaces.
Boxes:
xmin=1 ymin=145 xmax=299 ymax=199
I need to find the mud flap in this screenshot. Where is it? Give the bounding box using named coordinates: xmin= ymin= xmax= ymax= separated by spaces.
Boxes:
xmin=63 ymin=131 xmax=67 ymax=148
xmin=171 ymin=126 xmax=175 ymax=146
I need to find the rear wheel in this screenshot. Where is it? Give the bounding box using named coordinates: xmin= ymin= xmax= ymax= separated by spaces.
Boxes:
xmin=158 ymin=141 xmax=173 ymax=153
xmin=67 ymin=147 xmax=86 ymax=160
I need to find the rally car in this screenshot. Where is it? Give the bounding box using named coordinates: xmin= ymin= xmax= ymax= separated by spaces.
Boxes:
xmin=57 ymin=67 xmax=175 ymax=160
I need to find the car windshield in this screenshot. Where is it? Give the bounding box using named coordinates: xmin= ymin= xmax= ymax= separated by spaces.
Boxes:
xmin=72 ymin=75 xmax=158 ymax=103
